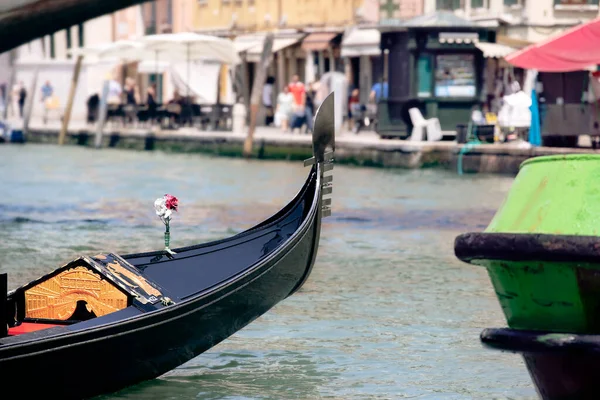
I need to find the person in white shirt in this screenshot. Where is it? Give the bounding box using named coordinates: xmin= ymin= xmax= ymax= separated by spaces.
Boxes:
xmin=107 ymin=80 xmax=122 ymax=105
xmin=263 ymin=76 xmax=275 ymax=126
xmin=275 ymin=86 xmax=294 ymax=132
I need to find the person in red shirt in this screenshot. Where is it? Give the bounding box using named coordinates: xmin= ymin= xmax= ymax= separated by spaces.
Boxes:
xmin=288 ymin=74 xmax=306 ymax=108
xmin=348 ymin=88 xmax=360 ymax=130
xmin=288 ymin=74 xmax=307 ymax=132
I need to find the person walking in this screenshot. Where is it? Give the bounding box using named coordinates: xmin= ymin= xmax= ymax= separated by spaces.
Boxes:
xmin=41 ymin=80 xmax=53 ymax=103
xmin=40 ymin=80 xmax=55 ymax=124
xmin=288 ymin=74 xmax=306 ymax=133
xmin=304 ymin=76 xmax=319 ymax=134
xmin=263 ymin=76 xmax=275 ymax=126
xmin=275 ymin=86 xmax=294 ymax=132
xmin=146 ymin=83 xmax=158 ymax=124
xmin=17 ymin=81 xmax=26 ymax=119
xmin=123 ymin=77 xmax=139 ymax=126
xmin=369 ymin=81 xmax=389 ymax=103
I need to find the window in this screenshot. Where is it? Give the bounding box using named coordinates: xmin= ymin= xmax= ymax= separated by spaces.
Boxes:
xmin=471 ymin=0 xmax=484 ymax=7
xmin=417 ymin=54 xmax=433 ymax=98
xmin=142 ymin=1 xmax=157 ymax=34
xmin=66 ymin=28 xmax=72 ymax=59
xmin=504 ymin=0 xmax=523 ymax=7
xmin=50 ymin=33 xmax=55 ymax=59
xmin=434 ymin=54 xmax=476 ymax=98
xmin=77 ymin=23 xmax=84 ymax=48
xmin=167 ymin=0 xmax=173 ymax=25
xmin=436 ymin=0 xmax=461 ymax=10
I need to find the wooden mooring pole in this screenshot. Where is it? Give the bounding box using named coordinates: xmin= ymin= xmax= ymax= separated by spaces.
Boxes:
xmin=2 ymin=49 xmax=17 ymax=120
xmin=22 ymin=66 xmax=39 ymax=136
xmin=58 ymin=55 xmax=83 ymax=145
xmin=243 ymin=33 xmax=273 ymax=158
xmin=94 ymin=80 xmax=110 ymax=149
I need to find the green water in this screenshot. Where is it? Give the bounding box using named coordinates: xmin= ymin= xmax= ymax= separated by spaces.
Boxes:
xmin=0 ymin=144 xmax=536 ymax=399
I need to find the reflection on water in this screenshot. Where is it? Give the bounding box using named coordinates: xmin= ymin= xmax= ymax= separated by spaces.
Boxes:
xmin=0 ymin=145 xmax=536 ymax=399
xmin=105 ymin=350 xmax=334 ymax=400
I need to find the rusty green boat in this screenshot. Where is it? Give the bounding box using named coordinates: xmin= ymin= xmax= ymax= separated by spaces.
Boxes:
xmin=455 ymin=154 xmax=600 ymax=399
xmin=456 ymin=154 xmax=600 ymax=334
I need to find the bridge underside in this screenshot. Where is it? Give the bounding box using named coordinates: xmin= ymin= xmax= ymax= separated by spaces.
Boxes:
xmin=0 ymin=0 xmax=150 ymax=54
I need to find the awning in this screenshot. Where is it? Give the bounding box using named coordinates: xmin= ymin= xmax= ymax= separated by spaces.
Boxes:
xmin=505 ymin=17 xmax=600 ymax=72
xmin=341 ymin=28 xmax=381 ymax=57
xmin=234 ymin=34 xmax=266 ymax=53
xmin=496 ymin=35 xmax=532 ymax=50
xmin=247 ymin=35 xmax=303 ymax=59
xmin=271 ymin=36 xmax=303 ymax=53
xmin=475 ymin=42 xmax=516 ymax=59
xmin=302 ymin=32 xmax=338 ymax=51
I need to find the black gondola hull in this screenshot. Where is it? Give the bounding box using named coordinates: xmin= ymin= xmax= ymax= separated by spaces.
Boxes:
xmin=0 ymin=208 xmax=319 ymax=399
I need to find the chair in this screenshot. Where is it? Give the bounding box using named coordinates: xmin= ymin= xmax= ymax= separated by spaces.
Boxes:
xmin=408 ymin=107 xmax=442 ymax=142
xmin=43 ymin=96 xmax=61 ymax=125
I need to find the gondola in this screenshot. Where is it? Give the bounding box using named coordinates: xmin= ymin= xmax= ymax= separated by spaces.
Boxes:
xmin=0 ymin=93 xmax=336 ymax=399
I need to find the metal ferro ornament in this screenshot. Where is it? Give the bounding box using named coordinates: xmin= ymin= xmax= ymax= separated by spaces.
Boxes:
xmin=304 ymin=92 xmax=335 ymax=218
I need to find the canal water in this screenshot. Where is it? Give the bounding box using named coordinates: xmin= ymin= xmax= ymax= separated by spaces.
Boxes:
xmin=0 ymin=144 xmax=537 ymax=399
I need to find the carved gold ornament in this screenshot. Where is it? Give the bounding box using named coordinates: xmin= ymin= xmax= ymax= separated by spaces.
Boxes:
xmin=24 ymin=266 xmax=128 ymax=320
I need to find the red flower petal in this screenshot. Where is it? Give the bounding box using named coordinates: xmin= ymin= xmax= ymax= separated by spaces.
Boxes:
xmin=164 ymin=194 xmax=179 ymax=211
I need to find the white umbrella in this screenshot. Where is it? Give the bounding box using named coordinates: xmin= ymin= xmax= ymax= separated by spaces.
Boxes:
xmin=140 ymin=32 xmax=240 ymax=65
xmin=140 ymin=32 xmax=240 ymax=99
xmin=67 ymin=43 xmax=115 ymax=63
xmin=96 ymin=40 xmax=146 ymax=62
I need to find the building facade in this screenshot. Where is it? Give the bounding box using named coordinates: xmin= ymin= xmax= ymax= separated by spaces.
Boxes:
xmin=188 ymin=0 xmax=380 ymax=121
xmin=426 ymin=0 xmax=600 ymax=43
xmin=192 ymin=0 xmax=377 ymax=34
xmin=379 ymin=0 xmax=424 ymax=21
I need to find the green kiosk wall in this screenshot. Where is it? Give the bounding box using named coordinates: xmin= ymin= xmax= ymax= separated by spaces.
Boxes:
xmin=376 ymin=25 xmax=495 ymax=139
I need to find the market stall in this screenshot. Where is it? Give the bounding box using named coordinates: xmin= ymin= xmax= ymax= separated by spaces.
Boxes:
xmin=376 ymin=12 xmax=496 ymax=139
xmin=504 ymin=17 xmax=600 ymax=147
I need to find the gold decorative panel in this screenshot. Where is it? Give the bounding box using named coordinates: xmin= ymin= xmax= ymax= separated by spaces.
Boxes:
xmin=24 ymin=266 xmax=128 ymax=320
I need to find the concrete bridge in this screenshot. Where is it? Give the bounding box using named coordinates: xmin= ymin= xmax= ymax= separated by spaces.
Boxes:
xmin=0 ymin=0 xmax=150 ymax=53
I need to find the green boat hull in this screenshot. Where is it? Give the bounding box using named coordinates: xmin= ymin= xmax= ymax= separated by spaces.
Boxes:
xmin=456 ymin=154 xmax=600 ymax=333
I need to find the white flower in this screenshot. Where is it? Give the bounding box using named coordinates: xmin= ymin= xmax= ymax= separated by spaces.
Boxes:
xmin=154 ymin=197 xmax=170 ymax=223
xmin=154 ymin=197 xmax=166 ymax=215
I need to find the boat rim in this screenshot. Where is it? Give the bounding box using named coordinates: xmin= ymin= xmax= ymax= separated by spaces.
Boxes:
xmin=481 ymin=327 xmax=600 ymax=354
xmin=455 ymin=231 xmax=600 ymax=264
xmin=520 ymin=154 xmax=600 ymax=169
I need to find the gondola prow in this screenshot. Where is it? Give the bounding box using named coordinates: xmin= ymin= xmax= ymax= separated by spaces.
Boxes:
xmin=304 ymin=92 xmax=335 ymax=218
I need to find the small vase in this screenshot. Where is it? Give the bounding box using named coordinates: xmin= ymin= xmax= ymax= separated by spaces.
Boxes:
xmin=164 ymin=221 xmax=176 ymax=255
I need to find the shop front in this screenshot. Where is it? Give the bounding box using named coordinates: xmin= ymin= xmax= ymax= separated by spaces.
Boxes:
xmin=376 ymin=12 xmax=496 ymax=138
